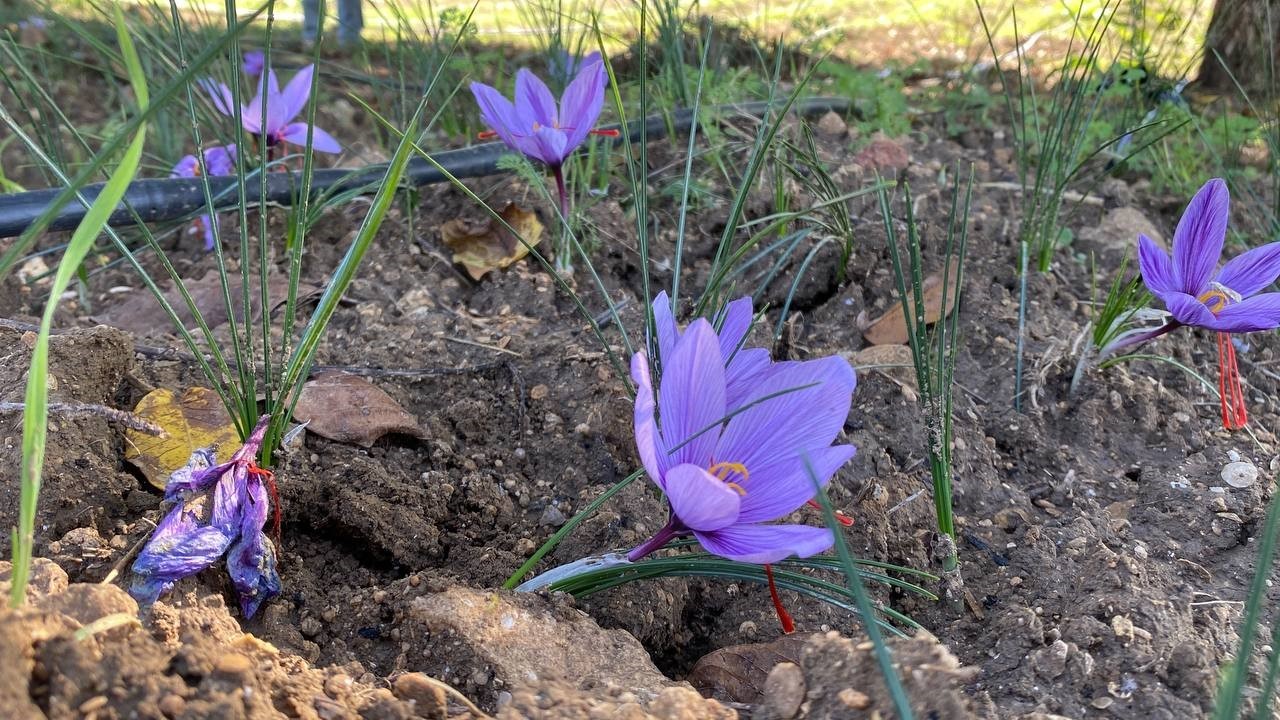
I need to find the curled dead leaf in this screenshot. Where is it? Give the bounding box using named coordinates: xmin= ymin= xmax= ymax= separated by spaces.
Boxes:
xmin=862 ymin=257 xmax=961 ymax=346
xmin=686 ymin=633 xmax=816 ymax=704
xmin=124 ymin=387 xmax=241 ymax=490
xmin=292 ymin=371 xmax=425 ymax=447
xmin=440 ymin=202 xmax=544 ymax=281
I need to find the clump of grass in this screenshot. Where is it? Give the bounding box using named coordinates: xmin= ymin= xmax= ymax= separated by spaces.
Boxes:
xmin=877 ymin=168 xmax=972 ymax=605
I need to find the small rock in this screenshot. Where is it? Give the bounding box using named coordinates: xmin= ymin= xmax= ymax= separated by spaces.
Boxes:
xmin=539 ymin=504 xmax=566 ymax=527
xmin=325 ymin=673 xmax=353 ymax=698
xmin=79 ymin=696 xmax=109 ymax=714
xmin=854 ymin=136 xmax=909 ymax=173
xmin=392 ymin=673 xmax=447 ymax=720
xmin=157 ymin=694 xmax=186 ymax=719
xmin=301 ymin=617 xmax=323 ymax=637
xmin=837 ymin=688 xmax=871 ymax=709
xmin=1092 ymin=695 xmax=1114 ymax=709
xmin=529 ymin=384 xmax=549 ymax=400
xmin=815 ymin=111 xmax=847 ymax=138
xmin=212 ymin=653 xmax=253 ymax=678
xmin=1221 ymin=460 xmax=1258 ymax=488
xmin=1031 ymin=639 xmax=1069 ymax=679
xmin=762 ymin=662 xmax=805 ymax=718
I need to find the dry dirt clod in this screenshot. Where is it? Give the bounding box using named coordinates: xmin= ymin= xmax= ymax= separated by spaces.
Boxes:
xmin=761 ymin=662 xmax=806 ymax=719
xmin=392 ymin=673 xmax=448 ymax=720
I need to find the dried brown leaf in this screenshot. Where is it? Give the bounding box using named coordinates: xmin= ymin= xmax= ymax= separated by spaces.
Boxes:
xmin=94 ymin=269 xmax=319 ymax=336
xmin=440 ymin=202 xmax=544 ymax=281
xmin=292 ymin=371 xmax=424 ymax=447
xmin=686 ymin=633 xmax=816 ymax=704
xmin=862 ymin=257 xmax=961 ymax=346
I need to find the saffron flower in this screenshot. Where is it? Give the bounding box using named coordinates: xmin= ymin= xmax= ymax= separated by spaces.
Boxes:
xmin=627 ymin=315 xmax=857 ymax=564
xmin=131 ymin=416 xmax=281 ymax=618
xmin=242 ymin=50 xmax=265 ymax=76
xmin=170 ymin=145 xmax=237 ymax=250
xmin=1130 ymin=178 xmax=1280 ymax=428
xmin=548 ymin=50 xmax=604 ymax=90
xmin=470 ymin=57 xmax=608 ymax=170
xmin=201 ymin=64 xmax=341 ymax=154
xmin=650 ymin=290 xmax=771 ymax=411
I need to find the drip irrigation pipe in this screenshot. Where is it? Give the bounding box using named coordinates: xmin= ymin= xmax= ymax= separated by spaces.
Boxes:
xmin=0 ymin=97 xmax=851 ymax=239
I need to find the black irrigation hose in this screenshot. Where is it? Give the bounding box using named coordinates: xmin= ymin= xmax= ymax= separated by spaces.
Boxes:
xmin=0 ymin=97 xmax=851 ymax=239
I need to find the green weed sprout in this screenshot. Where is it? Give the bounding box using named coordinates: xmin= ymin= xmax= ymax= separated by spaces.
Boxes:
xmin=1069 ymin=252 xmax=1152 ymax=393
xmin=877 ymin=169 xmax=972 ymax=605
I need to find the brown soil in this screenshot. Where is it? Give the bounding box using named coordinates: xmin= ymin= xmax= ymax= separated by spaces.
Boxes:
xmin=2 ymin=86 xmax=1280 ymax=720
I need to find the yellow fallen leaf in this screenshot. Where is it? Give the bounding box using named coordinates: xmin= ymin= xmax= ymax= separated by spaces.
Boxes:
xmin=440 ymin=202 xmax=544 ymax=281
xmin=862 ymin=257 xmax=961 ymax=346
xmin=124 ymin=387 xmax=240 ymax=490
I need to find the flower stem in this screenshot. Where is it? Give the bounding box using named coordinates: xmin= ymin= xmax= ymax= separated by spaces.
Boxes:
xmin=1096 ymin=319 xmax=1182 ymax=362
xmin=627 ymin=520 xmax=681 ymax=562
xmin=552 ymin=165 xmax=572 ymax=274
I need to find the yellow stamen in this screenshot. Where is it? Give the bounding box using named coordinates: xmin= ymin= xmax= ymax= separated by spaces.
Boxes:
xmin=708 ymin=462 xmax=750 ymax=496
xmin=1199 ymin=289 xmax=1230 ymax=313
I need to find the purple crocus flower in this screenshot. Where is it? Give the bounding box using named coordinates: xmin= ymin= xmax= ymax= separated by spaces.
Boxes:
xmin=548 ymin=50 xmax=605 ymax=90
xmin=201 ymin=65 xmax=341 ymax=154
xmin=1126 ymin=178 xmax=1280 ymax=429
xmin=242 ymin=50 xmax=265 ymax=76
xmin=170 ymin=145 xmax=237 ymax=250
xmin=650 ymin=290 xmax=771 ymax=411
xmin=627 ymin=314 xmax=857 ymax=564
xmin=469 ymin=56 xmax=609 ymax=169
xmin=131 ymin=416 xmax=281 ymax=618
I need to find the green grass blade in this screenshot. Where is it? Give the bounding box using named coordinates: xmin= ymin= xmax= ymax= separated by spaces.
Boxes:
xmin=11 ymin=5 xmax=147 ymax=608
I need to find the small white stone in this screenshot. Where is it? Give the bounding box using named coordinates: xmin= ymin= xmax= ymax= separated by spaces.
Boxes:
xmin=1222 ymin=460 xmax=1258 ymax=489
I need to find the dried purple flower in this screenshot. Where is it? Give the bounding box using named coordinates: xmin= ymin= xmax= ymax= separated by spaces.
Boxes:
xmin=131 ymin=416 xmax=281 ymax=617
xmin=627 ymin=303 xmax=857 ymax=564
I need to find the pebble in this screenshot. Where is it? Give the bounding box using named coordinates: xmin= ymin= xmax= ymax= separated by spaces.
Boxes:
xmin=324 ymin=673 xmax=353 ymax=699
xmin=1222 ymin=460 xmax=1258 ymax=488
xmin=762 ymin=663 xmax=806 ymax=719
xmin=212 ymin=653 xmax=253 ymax=678
xmin=157 ymin=694 xmax=186 ymax=718
xmin=837 ymin=688 xmax=871 ymax=709
xmin=79 ymin=696 xmax=109 ymax=714
xmin=539 ymin=504 xmax=567 ymax=527
xmin=300 ymin=617 xmax=323 ymax=637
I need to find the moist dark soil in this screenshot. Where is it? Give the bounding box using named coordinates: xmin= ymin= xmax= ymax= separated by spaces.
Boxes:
xmin=3 ymin=64 xmax=1280 ymax=719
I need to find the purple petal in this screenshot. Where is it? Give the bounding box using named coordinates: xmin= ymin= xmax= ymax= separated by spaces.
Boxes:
xmin=1137 ymin=233 xmax=1175 ymax=295
xmin=715 ymin=296 xmax=755 ymax=362
xmin=736 ymin=444 xmax=856 ymax=523
xmin=1206 ymin=293 xmax=1280 ymax=332
xmin=650 ymin=291 xmax=680 ymax=363
xmin=226 ymin=531 xmax=280 ymax=618
xmin=280 ymin=65 xmax=315 ymax=125
xmin=471 ymin=82 xmax=526 ymax=153
xmin=724 ymin=348 xmax=771 ymax=411
xmin=130 ymin=503 xmax=233 ymax=604
xmin=559 ymin=55 xmax=606 ymax=152
xmin=200 ymin=214 xmax=217 ymax=251
xmin=526 ymin=125 xmax=569 ymax=166
xmin=694 ymin=523 xmax=833 ymax=564
xmin=170 ymin=154 xmax=198 ymax=178
xmin=1216 ymin=241 xmax=1280 ymax=298
xmin=515 ymin=68 xmax=558 ymax=128
xmin=1159 ymin=291 xmax=1217 ymax=328
xmin=631 ymin=352 xmax=664 ymax=488
xmin=199 ymin=79 xmax=235 ymax=117
xmin=242 ymin=50 xmax=264 ymax=76
xmin=163 ymin=450 xmax=223 ymax=500
xmin=204 ymin=146 xmax=236 ymax=176
xmin=715 ymin=355 xmax=856 ymax=474
xmin=656 ymin=320 xmax=726 ymax=473
xmin=279 ymin=122 xmax=342 ymax=153
xmin=664 ymin=463 xmax=742 ymax=531
xmin=211 ymin=465 xmax=247 ymax=535
xmin=1172 ymin=178 xmax=1229 ymax=295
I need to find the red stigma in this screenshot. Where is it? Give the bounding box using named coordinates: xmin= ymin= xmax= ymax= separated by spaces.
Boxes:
xmin=589 ymin=128 xmax=620 ymax=137
xmin=247 ymin=460 xmax=283 ymax=540
xmin=805 ymin=499 xmax=854 ymax=526
xmin=764 ymin=564 xmax=795 ymax=634
xmin=1217 ymin=332 xmax=1248 ymax=430
xmin=477 ymin=130 xmax=498 ymax=140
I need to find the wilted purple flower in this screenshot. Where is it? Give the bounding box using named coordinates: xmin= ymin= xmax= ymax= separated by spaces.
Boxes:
xmin=201 ymin=64 xmax=341 ymax=154
xmin=1126 ymin=178 xmax=1280 ymax=429
xmin=470 ymin=55 xmax=610 ymax=169
xmin=242 ymin=50 xmax=265 ymax=76
xmin=627 ymin=312 xmax=857 ymax=564
xmin=131 ymin=416 xmax=281 ymax=618
xmin=170 ymin=145 xmax=237 ymax=250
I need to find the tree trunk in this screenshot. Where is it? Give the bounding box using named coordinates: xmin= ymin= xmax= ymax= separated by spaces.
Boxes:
xmin=1198 ymin=0 xmax=1280 ymax=97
